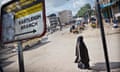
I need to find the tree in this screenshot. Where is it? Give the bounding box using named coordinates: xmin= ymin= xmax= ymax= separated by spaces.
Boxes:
xmin=76 ymin=3 xmax=91 ymax=17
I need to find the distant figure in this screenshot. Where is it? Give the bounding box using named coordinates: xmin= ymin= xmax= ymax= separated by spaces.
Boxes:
xmin=70 ymin=25 xmax=75 ymax=32
xmin=112 ymin=17 xmax=118 ymax=28
xmin=105 ymin=18 xmax=110 ymax=23
xmin=74 ymin=36 xmax=90 ymax=69
xmin=60 ymin=25 xmax=63 ymax=31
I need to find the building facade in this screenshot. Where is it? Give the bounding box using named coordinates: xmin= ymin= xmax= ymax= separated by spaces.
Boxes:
xmin=47 ymin=14 xmax=60 ymax=32
xmin=100 ymin=0 xmax=112 ymax=18
xmin=100 ymin=0 xmax=120 ymax=21
xmin=58 ymin=10 xmax=73 ymax=25
xmin=111 ymin=0 xmax=120 ymax=22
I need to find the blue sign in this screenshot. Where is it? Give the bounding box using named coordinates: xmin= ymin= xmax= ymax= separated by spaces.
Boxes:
xmin=100 ymin=2 xmax=114 ymax=8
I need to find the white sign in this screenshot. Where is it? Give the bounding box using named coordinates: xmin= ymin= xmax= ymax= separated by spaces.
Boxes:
xmin=2 ymin=13 xmax=15 ymax=42
xmin=1 ymin=1 xmax=46 ymax=43
xmin=15 ymin=11 xmax=44 ymax=40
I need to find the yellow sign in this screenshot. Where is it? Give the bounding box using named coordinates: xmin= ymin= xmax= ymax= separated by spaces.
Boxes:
xmin=15 ymin=3 xmax=43 ymax=19
xmin=5 ymin=0 xmax=36 ymax=13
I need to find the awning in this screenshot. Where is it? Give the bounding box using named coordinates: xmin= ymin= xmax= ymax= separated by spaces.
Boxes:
xmin=100 ymin=1 xmax=116 ymax=9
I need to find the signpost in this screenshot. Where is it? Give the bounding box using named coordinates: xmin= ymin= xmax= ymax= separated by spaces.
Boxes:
xmin=17 ymin=41 xmax=25 ymax=72
xmin=1 ymin=0 xmax=46 ymax=72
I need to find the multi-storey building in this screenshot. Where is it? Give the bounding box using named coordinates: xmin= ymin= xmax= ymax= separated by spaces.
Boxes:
xmin=58 ymin=10 xmax=73 ymax=25
xmin=47 ymin=14 xmax=60 ymax=32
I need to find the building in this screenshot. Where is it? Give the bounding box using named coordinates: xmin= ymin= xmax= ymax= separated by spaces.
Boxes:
xmin=58 ymin=10 xmax=73 ymax=25
xmin=47 ymin=14 xmax=60 ymax=32
xmin=100 ymin=0 xmax=120 ymax=22
xmin=111 ymin=0 xmax=120 ymax=22
xmin=100 ymin=0 xmax=113 ymax=19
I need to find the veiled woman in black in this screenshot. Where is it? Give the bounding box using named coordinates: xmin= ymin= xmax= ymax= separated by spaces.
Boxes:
xmin=75 ymin=36 xmax=90 ymax=69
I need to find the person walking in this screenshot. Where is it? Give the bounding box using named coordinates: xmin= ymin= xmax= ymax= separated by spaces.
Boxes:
xmin=74 ymin=36 xmax=90 ymax=69
xmin=112 ymin=17 xmax=118 ymax=28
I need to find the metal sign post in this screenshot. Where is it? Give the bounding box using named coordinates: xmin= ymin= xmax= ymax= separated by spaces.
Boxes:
xmin=96 ymin=0 xmax=110 ymax=72
xmin=17 ymin=41 xmax=25 ymax=72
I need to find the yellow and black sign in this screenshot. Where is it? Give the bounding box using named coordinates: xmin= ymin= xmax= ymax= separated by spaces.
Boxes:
xmin=1 ymin=0 xmax=46 ymax=43
xmin=15 ymin=3 xmax=43 ymax=19
xmin=3 ymin=0 xmax=43 ymax=19
xmin=4 ymin=0 xmax=36 ymax=13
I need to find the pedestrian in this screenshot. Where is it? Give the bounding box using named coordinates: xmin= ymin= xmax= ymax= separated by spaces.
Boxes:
xmin=70 ymin=25 xmax=75 ymax=32
xmin=74 ymin=36 xmax=90 ymax=69
xmin=112 ymin=17 xmax=118 ymax=28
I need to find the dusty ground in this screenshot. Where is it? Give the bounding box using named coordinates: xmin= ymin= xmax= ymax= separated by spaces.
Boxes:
xmin=1 ymin=24 xmax=120 ymax=72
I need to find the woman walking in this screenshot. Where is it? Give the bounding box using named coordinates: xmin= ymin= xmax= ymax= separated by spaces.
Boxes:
xmin=75 ymin=36 xmax=90 ymax=69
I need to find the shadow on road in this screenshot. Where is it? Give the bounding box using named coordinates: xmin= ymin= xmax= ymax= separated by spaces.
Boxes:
xmin=0 ymin=54 xmax=16 ymax=62
xmin=91 ymin=62 xmax=120 ymax=71
xmin=0 ymin=41 xmax=51 ymax=68
xmin=0 ymin=61 xmax=14 ymax=72
xmin=23 ymin=41 xmax=51 ymax=51
xmin=0 ymin=53 xmax=16 ymax=69
xmin=107 ymin=31 xmax=120 ymax=35
xmin=1 ymin=61 xmax=14 ymax=68
xmin=0 ymin=48 xmax=15 ymax=56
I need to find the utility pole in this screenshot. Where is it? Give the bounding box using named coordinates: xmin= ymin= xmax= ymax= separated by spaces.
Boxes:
xmin=96 ymin=0 xmax=111 ymax=72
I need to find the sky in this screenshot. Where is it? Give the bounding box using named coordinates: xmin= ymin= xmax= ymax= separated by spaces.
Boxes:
xmin=45 ymin=0 xmax=95 ymax=16
xmin=0 ymin=0 xmax=95 ymax=16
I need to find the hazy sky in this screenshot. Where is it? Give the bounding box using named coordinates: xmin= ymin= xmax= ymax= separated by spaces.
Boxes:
xmin=0 ymin=0 xmax=95 ymax=16
xmin=45 ymin=0 xmax=95 ymax=16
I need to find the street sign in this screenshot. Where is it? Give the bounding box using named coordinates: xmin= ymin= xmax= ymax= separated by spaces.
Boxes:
xmin=1 ymin=0 xmax=46 ymax=43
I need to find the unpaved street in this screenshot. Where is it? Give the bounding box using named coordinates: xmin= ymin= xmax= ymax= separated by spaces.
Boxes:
xmin=2 ymin=26 xmax=120 ymax=72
